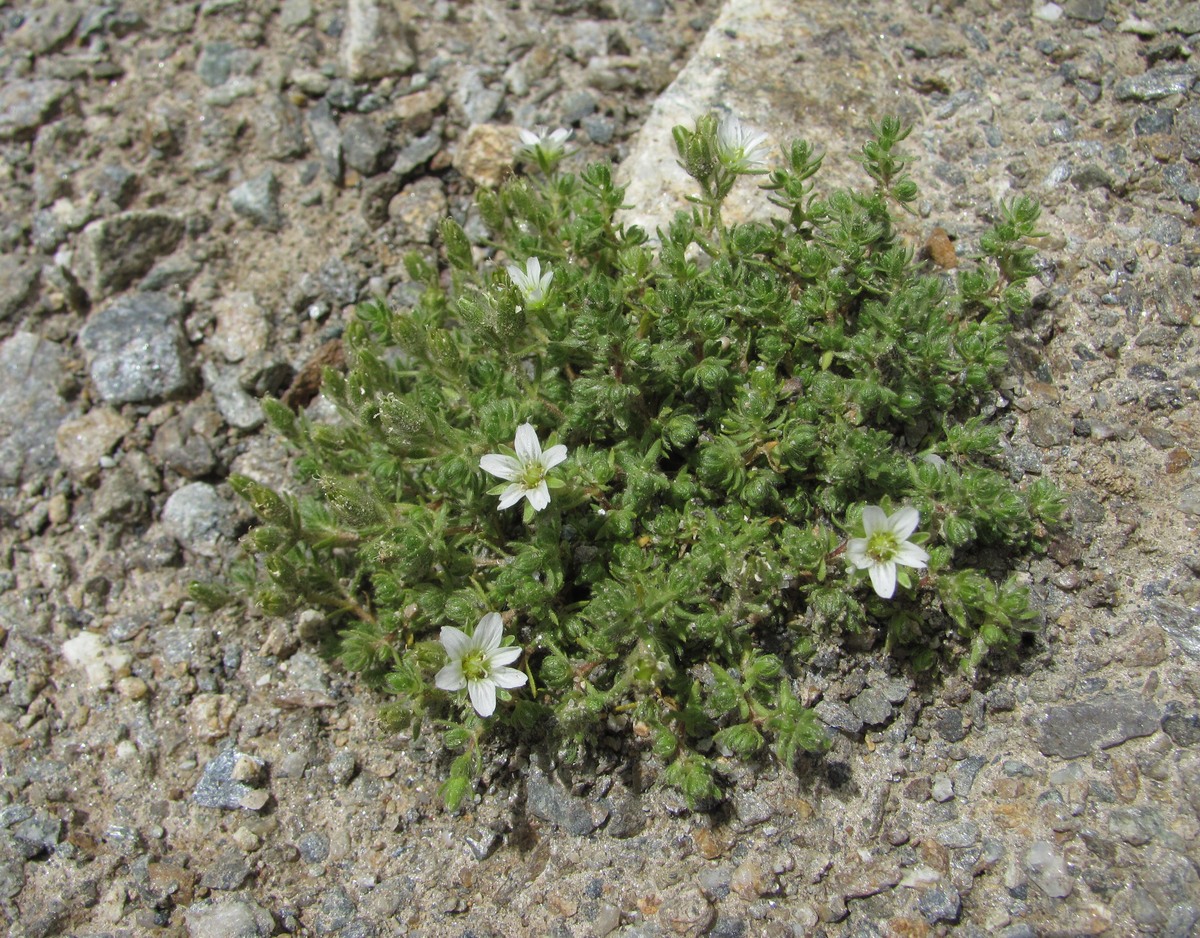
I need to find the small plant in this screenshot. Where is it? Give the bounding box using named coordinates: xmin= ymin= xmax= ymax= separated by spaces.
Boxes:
xmin=195 ymin=114 xmax=1063 ymax=808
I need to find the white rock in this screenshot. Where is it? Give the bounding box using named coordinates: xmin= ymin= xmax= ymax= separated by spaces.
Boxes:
xmin=62 ymin=632 xmax=132 ymax=690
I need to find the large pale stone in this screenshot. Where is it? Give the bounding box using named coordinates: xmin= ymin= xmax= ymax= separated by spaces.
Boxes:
xmin=341 ymin=0 xmax=415 ymax=81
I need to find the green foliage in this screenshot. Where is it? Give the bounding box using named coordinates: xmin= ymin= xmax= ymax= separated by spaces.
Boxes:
xmin=220 ymin=115 xmax=1059 ymax=809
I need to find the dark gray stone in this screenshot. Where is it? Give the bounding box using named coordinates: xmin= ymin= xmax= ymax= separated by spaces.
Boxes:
xmin=527 ymin=770 xmax=609 ymax=836
xmin=561 ymin=90 xmax=597 ymax=124
xmin=934 ymin=820 xmax=979 ymax=849
xmin=1113 ymin=64 xmax=1196 ymax=102
xmin=88 ymin=164 xmax=138 ymax=207
xmin=815 ymin=699 xmax=864 ymax=733
xmin=848 ymin=687 xmax=893 ymax=726
xmin=1062 ymin=0 xmax=1106 ymax=22
xmin=193 ymin=749 xmax=264 ymax=810
xmin=341 ymin=115 xmax=389 ymax=175
xmin=307 ymin=101 xmax=344 ymax=185
xmin=11 ymin=812 xmax=62 ymax=853
xmin=76 ymin=211 xmax=185 ymax=296
xmin=297 ymin=832 xmax=330 ymax=863
xmin=229 ymin=171 xmax=282 ymax=230
xmin=1154 ymin=600 xmax=1200 ymax=658
xmin=1162 ymin=702 xmax=1200 ymax=747
xmin=79 ymin=292 xmax=194 ymax=404
xmin=934 ymin=708 xmax=968 ymax=742
xmin=1178 ymin=104 xmax=1200 ymax=163
xmin=390 ymin=131 xmax=442 ymax=180
xmin=92 ymin=466 xmax=150 ymax=525
xmin=731 ymin=791 xmax=772 ymax=827
xmin=308 ymin=884 xmax=356 ymax=935
xmin=198 ymin=41 xmax=235 ymax=87
xmin=257 ymin=95 xmax=308 ymax=161
xmin=582 ymin=114 xmax=616 ymax=144
xmin=604 ymin=796 xmax=646 ymax=839
xmin=200 ymin=849 xmax=252 ymax=890
xmin=916 ymin=883 xmax=961 ymax=924
xmin=10 ymin=3 xmax=81 ymax=55
xmin=0 ymin=80 xmax=71 ymax=141
xmin=1036 ymin=693 xmax=1160 ymax=758
xmin=0 ymin=332 xmax=73 ymax=486
xmin=0 ymin=256 xmax=40 ymax=323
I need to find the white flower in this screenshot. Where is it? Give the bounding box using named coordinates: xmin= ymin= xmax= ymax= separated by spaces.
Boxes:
xmin=716 ymin=115 xmax=771 ymax=173
xmin=846 ymin=506 xmax=930 ymax=599
xmin=480 ymin=423 xmax=568 ymax=512
xmin=435 ymin=612 xmax=527 ymax=717
xmin=507 ymin=256 xmax=553 ymax=307
xmin=517 ymin=125 xmax=572 ymax=160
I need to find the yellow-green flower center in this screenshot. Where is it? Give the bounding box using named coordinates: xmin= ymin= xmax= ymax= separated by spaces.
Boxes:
xmin=866 ymin=529 xmax=899 ymax=563
xmin=520 ymin=463 xmax=546 ymax=489
xmin=461 ymin=650 xmax=488 ymax=682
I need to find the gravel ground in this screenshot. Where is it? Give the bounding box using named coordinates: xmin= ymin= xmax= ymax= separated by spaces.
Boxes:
xmin=1 ymin=0 xmax=1199 ymax=936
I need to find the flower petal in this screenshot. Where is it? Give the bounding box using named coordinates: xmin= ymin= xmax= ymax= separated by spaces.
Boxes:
xmin=468 ymin=679 xmax=496 ymax=717
xmin=439 ymin=626 xmax=471 ymax=659
xmin=525 ymin=481 xmax=551 ymax=512
xmin=541 ymin=444 xmax=568 ymax=470
xmin=480 ymin=454 xmax=521 ymax=481
xmin=518 ymin=128 xmax=540 ymax=146
xmin=861 ymin=506 xmax=888 ymax=536
xmin=514 ymin=423 xmax=541 ymax=462
xmin=889 ymin=506 xmax=920 ymax=541
xmin=894 ymin=542 xmax=930 ymax=569
xmin=435 ymin=661 xmax=466 ymax=692
xmin=497 ymin=483 xmax=526 ymax=510
xmin=491 ymin=666 xmax=528 ymax=689
xmin=487 ymin=645 xmax=522 ymax=668
xmin=525 ymin=257 xmax=541 ymax=281
xmin=868 ymin=562 xmax=897 ymax=599
xmin=475 ymin=612 xmax=504 ymax=652
xmin=845 ymin=537 xmax=871 ymax=570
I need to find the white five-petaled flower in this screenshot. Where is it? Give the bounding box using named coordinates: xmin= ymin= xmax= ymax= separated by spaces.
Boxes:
xmin=715 ymin=115 xmax=771 ymax=174
xmin=507 ymin=256 xmax=553 ymax=307
xmin=517 ymin=125 xmax=572 ymax=160
xmin=480 ymin=423 xmax=568 ymax=512
xmin=435 ymin=612 xmax=527 ymax=717
xmin=846 ymin=505 xmax=930 ymax=599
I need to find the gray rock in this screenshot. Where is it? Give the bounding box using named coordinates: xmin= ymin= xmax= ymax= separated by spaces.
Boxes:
xmin=933 ymin=708 xmax=968 ymax=742
xmin=79 ymin=292 xmax=194 ymax=404
xmin=561 ymin=90 xmax=597 ymax=123
xmin=200 ymin=849 xmax=252 ymax=890
xmin=361 ymin=174 xmax=403 ymax=229
xmin=582 ymin=114 xmax=616 ymax=144
xmin=327 ymin=750 xmax=357 ymax=786
xmin=87 ymin=163 xmax=138 ymax=207
xmin=307 ymin=101 xmax=344 ymax=185
xmin=229 ymin=171 xmax=282 ymax=229
xmin=185 ymin=897 xmax=275 ymax=938
xmin=1134 ymin=848 xmax=1200 ymax=930
xmin=9 ymin=3 xmax=81 ymax=55
xmin=75 ymin=211 xmax=185 ymax=296
xmin=0 ymin=256 xmax=40 ymax=324
xmin=161 ymin=482 xmax=238 ymax=558
xmin=1024 ymin=840 xmax=1073 ymax=898
xmin=916 ymin=882 xmax=961 ymax=924
xmin=0 ymin=80 xmax=72 ymax=141
xmin=848 ymin=687 xmax=893 ymax=726
xmin=527 ymin=769 xmax=609 ymax=835
xmin=815 ymin=699 xmax=863 ymax=733
xmin=1162 ymin=702 xmax=1200 ymax=747
xmin=341 ymin=115 xmax=390 ymax=175
xmin=307 ymin=884 xmax=357 ymax=934
xmin=198 ymin=41 xmax=236 ymax=87
xmin=456 ymin=70 xmax=504 ymax=124
xmin=203 ymin=361 xmax=264 ymax=431
xmin=1113 ymin=64 xmax=1196 ymax=101
xmin=280 ymin=0 xmax=314 ymax=29
xmin=297 ymin=831 xmax=330 ymax=863
xmin=193 ymin=749 xmax=266 ymax=810
xmin=0 ymin=333 xmax=72 ymax=486
xmin=341 ymin=0 xmax=415 ymax=81
xmin=257 ymin=95 xmax=308 ymax=161
xmin=1177 ymin=104 xmax=1200 ymax=163
xmin=92 ymin=465 xmax=150 ymax=524
xmin=391 ymin=131 xmax=442 ymax=180
xmin=934 ymin=820 xmax=979 ymax=848
xmin=604 ymin=795 xmax=646 ymax=839
xmin=11 ymin=812 xmax=63 ymax=853
xmin=1109 ymin=805 xmax=1162 ymax=846
xmin=1061 ymin=0 xmax=1106 ymax=22
xmin=1036 ymin=693 xmax=1160 ymax=758
xmin=731 ymin=791 xmax=772 ymax=827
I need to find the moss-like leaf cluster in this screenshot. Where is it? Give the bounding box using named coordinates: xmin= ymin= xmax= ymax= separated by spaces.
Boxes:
xmin=197 ymin=116 xmax=1062 ymax=806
